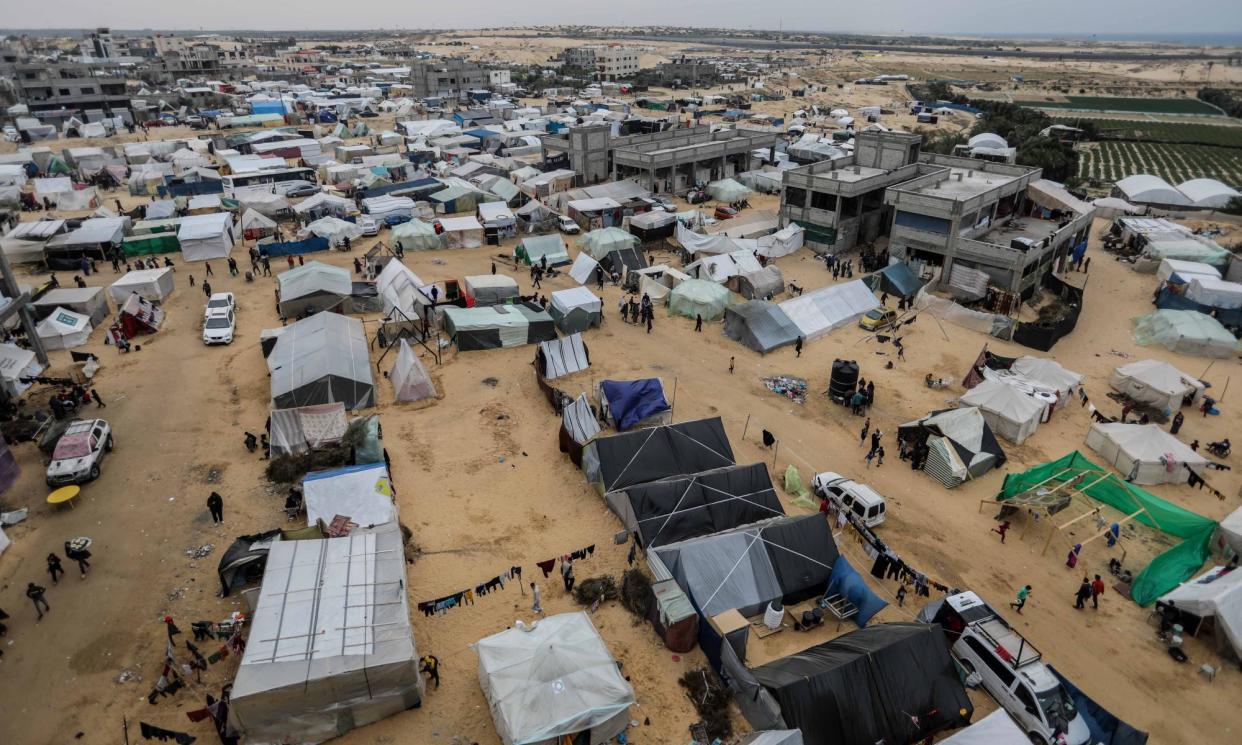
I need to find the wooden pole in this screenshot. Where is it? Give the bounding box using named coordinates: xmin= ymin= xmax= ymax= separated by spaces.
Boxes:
xmin=772 ymin=440 xmax=780 ymax=469
xmin=670 ymin=377 xmax=678 ymax=421
xmin=742 ymin=413 xmax=751 ymax=441
xmin=1219 ymin=376 xmax=1231 ymax=403
xmin=1043 ymin=507 xmax=1101 ymax=555
xmin=1078 ymin=509 xmax=1147 ymax=550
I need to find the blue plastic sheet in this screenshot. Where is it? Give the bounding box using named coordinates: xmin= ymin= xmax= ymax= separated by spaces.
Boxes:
xmin=822 ymin=556 xmax=887 ymax=627
xmin=1049 ymin=666 xmax=1149 ymax=745
xmin=601 ymin=378 xmax=669 ymax=431
xmin=261 ymin=236 xmax=330 ymax=258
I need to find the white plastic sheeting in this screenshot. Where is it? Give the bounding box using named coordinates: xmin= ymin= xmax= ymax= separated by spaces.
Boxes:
xmin=268 ymin=403 xmax=349 ymax=456
xmin=707 ymin=178 xmax=752 ymax=202
xmin=669 ymin=279 xmax=734 ymax=321
xmin=304 ymin=216 xmax=363 ymax=247
xmin=1010 ymin=356 xmax=1082 ymax=394
xmin=391 ymin=339 xmax=437 ymax=402
xmin=1157 ymin=258 xmax=1220 ymax=284
xmin=35 ymin=307 xmax=92 ymax=350
xmin=438 ymin=216 xmax=484 ymax=248
xmin=939 ymin=710 xmax=1028 ymax=745
xmin=1132 ymin=310 xmax=1238 ymax=359
xmin=0 ymin=344 xmax=44 ymax=398
xmin=538 ymin=333 xmax=591 ymax=379
xmin=108 ymin=268 xmax=174 ymax=303
xmin=1159 ymin=565 xmax=1242 ymax=662
xmin=376 ymin=259 xmax=431 ymax=322
xmin=1084 ymin=422 xmax=1207 ymax=485
xmin=959 ymin=379 xmax=1044 ymax=444
xmin=391 ymin=220 xmax=441 ymax=251
xmin=303 ymin=462 xmax=396 ymax=528
xmin=1186 ymin=276 xmax=1242 ymax=310
xmin=778 ymin=280 xmax=879 ymax=341
xmin=177 ymin=212 xmax=235 ymax=262
xmin=913 ymin=287 xmax=1013 ymax=338
xmin=1109 ymin=359 xmax=1204 ymax=413
xmin=569 ymin=251 xmax=600 ymax=285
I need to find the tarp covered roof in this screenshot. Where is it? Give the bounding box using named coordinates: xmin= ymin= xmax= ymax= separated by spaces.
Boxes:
xmin=723 ymin=301 xmax=801 ymax=354
xmin=267 ymin=312 xmax=375 ymax=410
xmin=585 ymin=417 xmax=735 ymax=492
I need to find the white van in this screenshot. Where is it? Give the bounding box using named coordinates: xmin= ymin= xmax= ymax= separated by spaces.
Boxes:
xmin=930 ymin=592 xmax=1090 ymax=745
xmin=811 ymin=471 xmax=887 ymax=527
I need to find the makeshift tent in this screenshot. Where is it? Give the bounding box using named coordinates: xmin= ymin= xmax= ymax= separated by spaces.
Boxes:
xmin=629 ymin=210 xmax=676 ymax=241
xmin=1159 ymin=564 xmax=1242 ymax=661
xmin=177 ymin=212 xmax=235 ymax=262
xmin=1084 ymin=422 xmax=1208 ymax=485
xmin=600 ymin=379 xmax=671 ymax=431
xmin=560 ymin=393 xmax=602 ymax=465
xmin=685 ymin=250 xmax=763 ymax=284
xmin=938 ymin=710 xmax=1029 ymax=745
xmin=31 ymin=287 xmax=108 ymax=326
xmin=899 ymin=408 xmax=1005 ymax=488
xmin=438 ymin=216 xmax=484 ymax=248
xmin=578 ymin=227 xmax=639 ymax=261
xmin=648 ymin=513 xmax=840 ymax=618
xmin=569 ymin=251 xmax=600 ymax=285
xmin=390 ymin=339 xmax=437 ymax=402
xmin=707 ymin=178 xmax=752 ymax=202
xmin=234 ymin=189 xmax=291 ymax=217
xmin=0 ymin=344 xmax=44 ymax=398
xmin=1185 ymin=276 xmax=1242 ymax=310
xmin=779 ymin=280 xmax=879 ymax=341
xmin=108 ymin=268 xmax=174 ymax=303
xmin=441 ymin=303 xmax=556 ymax=351
xmin=749 ymin=624 xmax=972 ymax=745
xmin=821 ymin=556 xmax=888 ymax=626
xmin=1010 ymin=356 xmax=1081 ymax=394
xmin=304 ymin=216 xmax=363 ymax=247
xmin=303 ymin=463 xmax=396 ymax=529
xmin=999 ymin=451 xmax=1217 ymax=605
xmin=1109 ymin=359 xmax=1204 ymax=413
xmin=240 ymin=209 xmax=277 ymax=239
xmin=1132 ymin=309 xmax=1238 ymax=358
xmin=278 ymin=261 xmax=352 ymax=317
xmin=228 ymin=525 xmax=422 ymax=743
xmin=732 ymin=266 xmax=784 ymax=301
xmin=268 ymin=403 xmax=349 ymax=456
xmin=1217 ymin=508 xmax=1242 ymax=561
xmin=516 ymin=234 xmax=570 ymax=267
xmin=1158 ymin=258 xmax=1220 ymax=285
xmin=959 ymin=379 xmax=1045 ymax=444
xmin=376 ymin=259 xmax=431 ymax=324
xmin=117 ymin=293 xmax=164 ymax=336
xmin=1047 ymin=667 xmax=1150 ymax=745
xmin=268 ymin=312 xmax=376 ymax=410
xmin=363 ymin=195 xmax=416 ymax=221
xmin=606 ymin=462 xmax=784 ymax=548
xmin=864 ymin=263 xmax=924 ymax=298
xmin=739 ymin=733 xmax=805 ymax=745
xmin=390 ymin=220 xmax=440 ymax=252
xmin=462 ymin=274 xmax=519 ymax=305
xmin=536 ymin=334 xmax=590 ymax=379
xmin=293 ymin=192 xmax=354 ymax=218
xmin=549 ymin=286 xmax=602 ymax=333
xmin=584 ymin=417 xmax=736 ymax=493
xmin=35 ymin=307 xmax=92 ymax=350
xmin=474 ymin=612 xmax=636 ymax=745
xmin=669 ymin=279 xmax=733 ymax=322
xmin=217 ymin=530 xmax=281 ymax=597
xmin=724 ymin=301 xmax=801 ymax=354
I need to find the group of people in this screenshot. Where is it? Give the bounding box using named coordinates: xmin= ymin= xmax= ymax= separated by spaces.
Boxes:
xmin=848 ymin=377 xmax=877 ymax=415
xmin=620 ymin=292 xmax=656 ymax=333
xmin=48 ymin=384 xmax=104 ymax=419
xmin=825 ymin=253 xmax=855 ymax=280
xmin=18 ymin=540 xmax=94 ymax=623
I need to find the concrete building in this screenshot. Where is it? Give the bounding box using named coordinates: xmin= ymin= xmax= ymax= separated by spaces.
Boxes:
xmin=594 ymin=46 xmax=639 ymax=82
xmin=488 ymin=69 xmax=511 ymax=87
xmin=11 ymin=60 xmax=131 ymax=120
xmin=655 ymin=57 xmax=718 ymax=86
xmin=152 ymin=34 xmax=188 ymax=56
xmin=561 ymin=46 xmax=598 ymax=70
xmin=408 ymin=59 xmax=488 ymax=100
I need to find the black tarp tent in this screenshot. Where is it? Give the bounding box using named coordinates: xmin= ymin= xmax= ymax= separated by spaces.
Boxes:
xmin=750 ymin=623 xmax=973 ymax=745
xmin=605 ymin=462 xmax=784 ymax=548
xmin=217 ymin=530 xmax=282 ymax=596
xmin=583 ymin=417 xmax=735 ymax=493
xmin=864 ymin=262 xmax=924 ymax=299
xmin=724 ymin=301 xmax=801 ymax=354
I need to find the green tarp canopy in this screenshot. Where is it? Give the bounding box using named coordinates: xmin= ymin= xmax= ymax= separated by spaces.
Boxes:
xmin=123 ymin=233 xmax=181 ymax=257
xmin=998 ymin=451 xmax=1217 ymax=606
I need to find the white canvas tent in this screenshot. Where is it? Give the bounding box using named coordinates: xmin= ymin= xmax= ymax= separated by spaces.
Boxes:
xmin=1159 ymin=565 xmax=1242 ymax=662
xmin=959 ymin=379 xmax=1045 ymax=444
xmin=438 ymin=216 xmax=484 ymax=248
xmin=1186 ymin=276 xmax=1242 ymax=310
xmin=376 ymin=259 xmax=432 ymax=323
xmin=1084 ymin=422 xmax=1208 ymax=485
xmin=778 ymin=279 xmax=879 ymax=341
xmin=1157 ymin=259 xmax=1220 ymax=285
xmin=569 ymin=251 xmax=600 ymax=285
xmin=1009 ymin=356 xmax=1082 ymax=395
xmin=35 ymin=307 xmax=92 ymax=350
xmin=228 ymin=525 xmax=422 ymax=743
xmin=1109 ymin=359 xmax=1204 ymax=413
xmin=302 ymin=462 xmax=396 ymax=529
xmin=108 ymin=268 xmax=175 ymax=303
xmin=32 ymin=286 xmax=109 ymax=326
xmin=177 ymin=212 xmax=235 ymax=261
xmin=304 ymin=216 xmax=363 ymax=247
xmin=939 ymin=710 xmax=1028 ymax=745
xmin=537 ymin=333 xmax=591 ymax=379
xmin=0 ymin=343 xmax=44 ymax=398
xmin=391 ymin=339 xmax=436 ymax=402
xmin=391 ymin=220 xmax=441 ymax=252
xmin=549 ymin=287 xmax=602 ymax=333
xmin=474 ymin=612 xmax=636 ymax=745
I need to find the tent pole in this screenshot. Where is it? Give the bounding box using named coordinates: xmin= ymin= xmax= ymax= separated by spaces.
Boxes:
xmin=742 ymin=413 xmax=751 ymax=441
xmin=772 ymin=440 xmax=779 ymax=469
xmin=1219 ymin=376 xmax=1230 ymax=402
xmin=670 ymin=376 xmax=678 ymax=421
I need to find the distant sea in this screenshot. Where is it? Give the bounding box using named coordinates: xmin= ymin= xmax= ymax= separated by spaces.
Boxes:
xmin=968 ymin=31 xmax=1242 ymax=46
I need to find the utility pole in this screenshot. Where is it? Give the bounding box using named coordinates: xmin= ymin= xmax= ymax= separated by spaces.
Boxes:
xmin=0 ymin=248 xmax=47 ymax=366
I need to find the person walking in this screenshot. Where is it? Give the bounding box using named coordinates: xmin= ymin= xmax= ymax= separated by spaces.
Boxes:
xmin=47 ymin=553 xmax=64 ymax=585
xmin=207 ymin=492 xmax=224 ymax=524
xmin=1084 ymin=257 xmax=1091 ymax=273
xmin=859 ymin=418 xmax=870 ymax=446
xmin=1074 ymin=577 xmax=1092 ymax=610
xmin=491 ymin=261 xmax=496 ymax=275
xmin=870 ymin=430 xmax=882 ymax=453
xmin=204 ymin=261 xmax=214 ymax=277
xmin=91 ymin=388 xmax=105 ymax=407
xmin=864 ymin=448 xmax=877 ymax=468
xmin=1170 ymin=411 xmax=1184 ymax=435
xmin=875 ymin=445 xmax=885 ymax=467
xmin=262 ymin=258 xmax=272 ymax=277
xmin=1090 ymin=574 xmax=1105 ymax=610
xmin=530 ymin=581 xmax=543 ymax=615
xmin=227 ymin=257 xmax=238 ymax=276
xmin=795 ymin=336 xmax=803 ymax=357
xmin=694 ymin=314 xmax=703 ymax=332
xmin=65 ymin=540 xmax=91 ymax=577
xmin=895 ymin=584 xmax=907 ymax=608
xmin=420 ymin=654 xmax=440 ymax=689
xmin=202 ymin=280 xmax=212 ymax=298
xmin=1010 ymin=584 xmax=1031 ymax=614
xmin=26 ymin=583 xmax=50 ymax=620
xmin=561 ymin=558 xmax=575 ymax=593
xmin=992 ymin=520 xmax=1011 ymax=543
xmin=729 ymin=356 xmax=735 ymax=375
xmin=646 ymin=309 xmax=653 ymax=334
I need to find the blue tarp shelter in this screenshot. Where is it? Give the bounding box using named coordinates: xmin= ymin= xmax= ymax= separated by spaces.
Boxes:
xmin=1049 ymin=666 xmax=1149 ymax=745
xmin=261 ymin=236 xmax=331 ymax=258
xmin=864 ymin=263 xmax=924 ymax=298
xmin=601 ymin=378 xmax=670 ymax=431
xmin=251 ymin=100 xmax=289 ymax=116
xmin=358 ymin=178 xmax=442 ymax=201
xmin=822 ymin=556 xmax=887 ymax=626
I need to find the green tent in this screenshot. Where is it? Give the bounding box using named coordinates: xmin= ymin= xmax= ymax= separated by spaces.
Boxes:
xmin=123 ymin=233 xmax=181 ymax=257
xmin=998 ymin=451 xmax=1216 ymax=605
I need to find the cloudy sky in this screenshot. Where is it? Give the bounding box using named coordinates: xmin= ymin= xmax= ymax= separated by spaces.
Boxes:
xmin=8 ymin=0 xmax=1242 ymax=38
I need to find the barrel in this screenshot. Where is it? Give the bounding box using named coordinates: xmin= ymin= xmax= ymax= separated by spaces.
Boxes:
xmin=829 ymin=359 xmax=859 ymax=404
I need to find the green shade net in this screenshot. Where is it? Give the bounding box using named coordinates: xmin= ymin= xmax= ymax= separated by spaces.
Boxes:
xmin=123 ymin=233 xmax=180 ymax=257
xmin=998 ymin=451 xmax=1216 ymax=606
xmin=784 ymin=464 xmax=817 ymax=511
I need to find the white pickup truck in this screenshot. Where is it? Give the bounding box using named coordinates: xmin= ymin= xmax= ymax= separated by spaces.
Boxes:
xmin=46 ymin=419 xmax=114 ymax=487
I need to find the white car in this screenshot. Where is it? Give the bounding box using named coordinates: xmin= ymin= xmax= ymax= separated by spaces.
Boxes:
xmin=358 ymin=216 xmax=381 ymax=236
xmin=203 ymin=308 xmax=236 ymax=345
xmin=46 ymin=419 xmax=113 ymax=486
xmin=557 ymin=215 xmax=581 ymax=235
xmin=205 ymin=292 xmax=235 ymax=317
xmin=812 ymin=471 xmax=887 ymax=527
xmin=273 ymin=180 xmax=318 ymax=197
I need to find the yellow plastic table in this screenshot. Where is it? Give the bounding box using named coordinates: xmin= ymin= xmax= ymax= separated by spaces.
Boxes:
xmin=47 ymin=485 xmax=81 ymax=510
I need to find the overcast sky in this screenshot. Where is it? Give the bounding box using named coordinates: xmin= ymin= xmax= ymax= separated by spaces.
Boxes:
xmin=8 ymin=1 xmax=1242 ymax=38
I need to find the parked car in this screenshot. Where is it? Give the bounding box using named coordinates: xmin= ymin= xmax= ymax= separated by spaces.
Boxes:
xmin=713 ymin=205 xmax=738 ymax=220
xmin=384 ymin=213 xmax=412 ymax=227
xmin=142 ymin=119 xmax=170 ymax=128
xmin=557 ymin=215 xmax=581 ymax=235
xmin=812 ymin=471 xmax=887 ymax=527
xmin=858 ymin=307 xmax=899 ymax=332
xmin=203 ymin=308 xmax=236 ymax=345
xmin=653 ymin=198 xmax=678 ymax=213
xmin=929 ymin=592 xmax=1090 ymax=745
xmin=46 ymin=419 xmax=113 ymax=486
xmin=204 ymin=292 xmax=235 ymax=317
xmin=274 ymin=181 xmax=319 ymax=198
xmin=358 ymin=216 xmax=381 ymax=236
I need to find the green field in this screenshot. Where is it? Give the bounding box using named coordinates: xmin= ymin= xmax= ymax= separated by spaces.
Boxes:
xmin=1080 ymin=120 xmax=1242 ymax=148
xmin=1079 ymin=141 xmax=1242 ymax=185
xmin=1029 ymin=96 xmax=1222 ymax=115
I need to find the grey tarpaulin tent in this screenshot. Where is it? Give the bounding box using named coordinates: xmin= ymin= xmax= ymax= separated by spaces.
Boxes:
xmin=31 ymin=286 xmax=109 ymax=326
xmin=606 ymin=462 xmax=785 ymax=549
xmin=560 ymin=393 xmax=603 ymax=466
xmin=583 ymin=417 xmax=736 ymax=492
xmin=474 ymin=612 xmax=635 ymax=745
xmin=216 ymin=529 xmax=281 ymax=597
xmin=228 ymin=524 xmax=422 ymax=742
xmin=724 ymin=301 xmax=801 ymax=354
xmin=899 ymin=408 xmax=1006 ymax=488
xmin=739 ymin=732 xmax=806 ymax=745
xmin=864 ymin=263 xmax=924 ymax=298
xmin=267 ymin=312 xmax=376 ymax=410
xmin=536 ymin=333 xmax=590 ymax=379
xmin=278 ymin=261 xmax=352 ymax=318
xmin=442 ymin=303 xmax=557 ymax=351
xmin=549 ymin=286 xmax=602 ymax=334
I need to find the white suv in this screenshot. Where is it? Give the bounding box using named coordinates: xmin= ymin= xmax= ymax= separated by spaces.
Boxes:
xmin=812 ymin=471 xmax=887 ymax=527
xmin=203 ymin=308 xmax=236 ymax=345
xmin=46 ymin=419 xmax=113 ymax=486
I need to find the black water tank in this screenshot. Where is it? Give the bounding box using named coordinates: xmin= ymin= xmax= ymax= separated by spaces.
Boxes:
xmin=829 ymin=359 xmax=859 ymax=404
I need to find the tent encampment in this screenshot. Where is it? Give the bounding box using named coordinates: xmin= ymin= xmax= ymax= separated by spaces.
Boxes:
xmin=583 ymin=417 xmax=736 ymax=493
xmin=1084 ymin=422 xmax=1208 ymax=485
xmin=605 ymin=462 xmax=784 ymax=548
xmin=899 ymin=408 xmax=1006 ymax=488
xmin=959 ymin=379 xmax=1045 ymax=444
xmin=228 ymin=525 xmax=422 ymax=743
xmin=303 ymin=462 xmax=396 ymax=529
xmin=1110 ymin=359 xmax=1204 ymax=413
xmin=474 ymin=612 xmax=636 ymax=745
xmin=267 ymin=312 xmax=376 ymax=410
xmin=749 ymin=624 xmax=972 ymax=745
xmin=390 ymin=339 xmax=437 ymax=402
xmin=278 ymin=261 xmax=352 ymax=317
xmin=177 ymin=212 xmax=236 ymax=262
xmin=669 ymin=279 xmax=733 ymax=321
xmin=108 ymin=268 xmax=174 ymax=304
xmin=549 ymin=286 xmax=602 ymax=333
xmin=723 ymin=301 xmax=802 ymax=354
xmin=35 ymin=307 xmax=92 ymax=350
